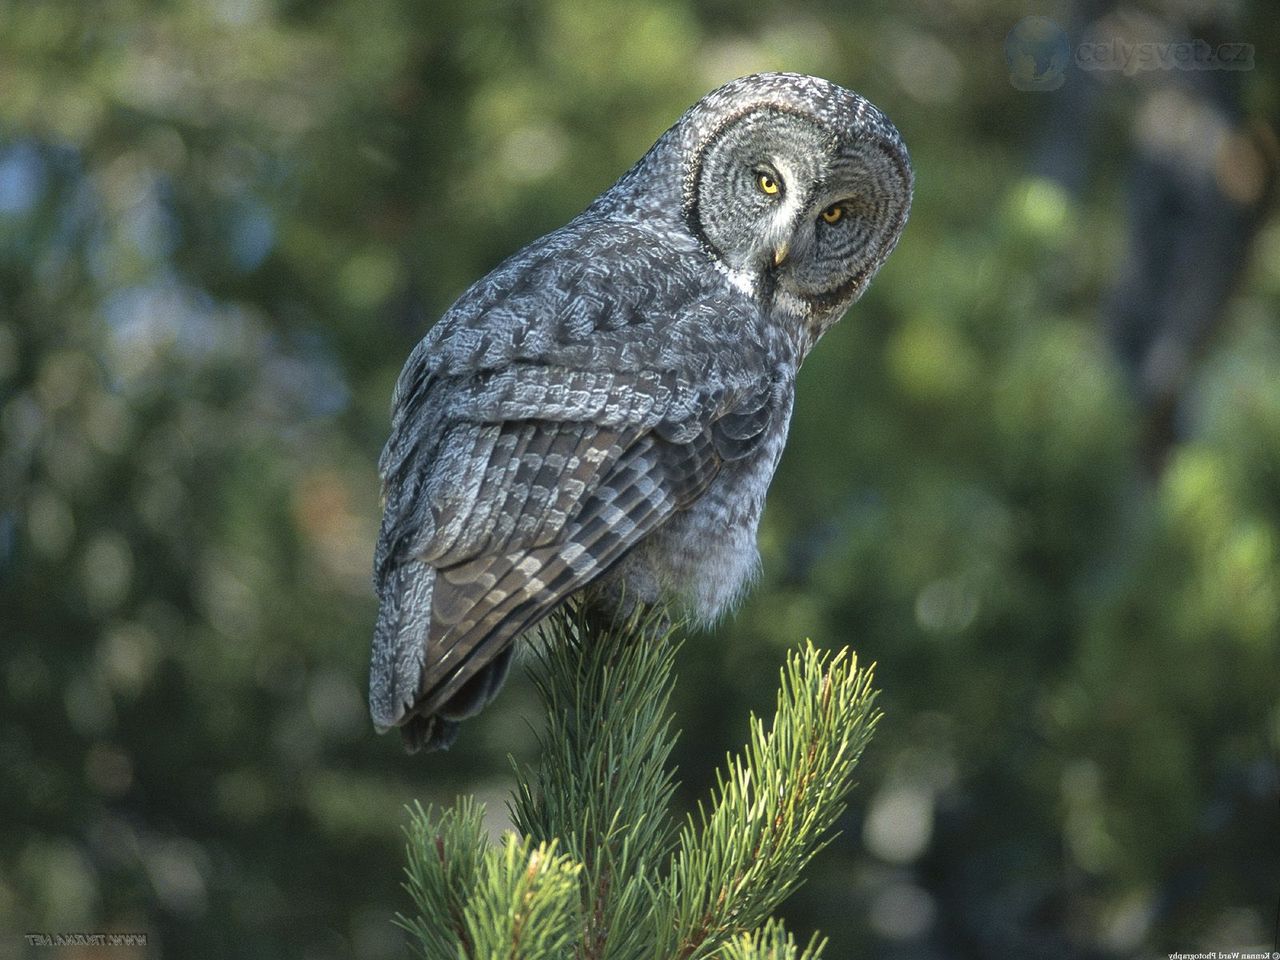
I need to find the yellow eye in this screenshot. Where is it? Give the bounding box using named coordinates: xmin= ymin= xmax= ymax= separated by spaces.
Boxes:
xmin=821 ymin=204 xmax=844 ymax=224
xmin=756 ymin=172 xmax=781 ymax=196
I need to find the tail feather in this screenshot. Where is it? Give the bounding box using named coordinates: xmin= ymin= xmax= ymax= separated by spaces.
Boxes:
xmin=369 ymin=559 xmax=434 ymax=732
xmin=370 ymin=558 xmax=520 ymax=753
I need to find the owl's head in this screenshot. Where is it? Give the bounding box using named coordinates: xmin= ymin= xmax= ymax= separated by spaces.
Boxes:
xmin=679 ymin=73 xmax=912 ymax=327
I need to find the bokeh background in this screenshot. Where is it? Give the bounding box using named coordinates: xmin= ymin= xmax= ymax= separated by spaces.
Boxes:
xmin=2 ymin=0 xmax=1278 ymax=957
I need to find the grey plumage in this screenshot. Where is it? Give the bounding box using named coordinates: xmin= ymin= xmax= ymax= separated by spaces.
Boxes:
xmin=371 ymin=73 xmax=913 ymax=751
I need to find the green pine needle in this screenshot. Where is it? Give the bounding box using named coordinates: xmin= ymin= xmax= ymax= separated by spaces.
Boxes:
xmin=511 ymin=602 xmax=682 ymax=960
xmin=664 ymin=642 xmax=880 ymax=959
xmin=397 ymin=798 xmax=489 ymax=959
xmin=397 ymin=613 xmax=881 ymax=960
xmin=398 ymin=799 xmax=581 ymax=959
xmin=721 ymin=919 xmax=827 ymax=960
xmin=463 ymin=834 xmax=582 ymax=959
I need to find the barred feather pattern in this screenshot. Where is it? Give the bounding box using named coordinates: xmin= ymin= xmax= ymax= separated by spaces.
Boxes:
xmin=370 ymin=73 xmax=911 ymax=751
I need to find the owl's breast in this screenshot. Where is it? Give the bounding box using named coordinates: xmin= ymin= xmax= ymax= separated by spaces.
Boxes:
xmin=616 ymin=385 xmax=795 ymax=623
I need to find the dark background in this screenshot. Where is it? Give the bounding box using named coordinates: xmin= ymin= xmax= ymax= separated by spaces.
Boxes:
xmin=1 ymin=0 xmax=1278 ymax=957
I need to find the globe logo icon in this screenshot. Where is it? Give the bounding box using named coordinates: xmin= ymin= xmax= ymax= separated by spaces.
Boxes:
xmin=1005 ymin=17 xmax=1070 ymax=90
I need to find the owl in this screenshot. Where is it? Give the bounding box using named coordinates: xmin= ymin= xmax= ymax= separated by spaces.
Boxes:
xmin=371 ymin=73 xmax=912 ymax=752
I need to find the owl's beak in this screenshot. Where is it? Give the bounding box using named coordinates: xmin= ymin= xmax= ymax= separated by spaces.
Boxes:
xmin=772 ymin=242 xmax=789 ymax=268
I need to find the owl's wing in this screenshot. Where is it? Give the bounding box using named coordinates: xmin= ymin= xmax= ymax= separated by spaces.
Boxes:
xmin=370 ymin=220 xmax=786 ymax=750
xmin=371 ymin=361 xmax=768 ymax=750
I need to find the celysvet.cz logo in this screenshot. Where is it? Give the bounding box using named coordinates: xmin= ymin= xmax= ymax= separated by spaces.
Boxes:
xmin=1005 ymin=17 xmax=1255 ymax=91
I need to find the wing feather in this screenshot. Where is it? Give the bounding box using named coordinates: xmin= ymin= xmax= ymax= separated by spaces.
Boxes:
xmin=415 ymin=433 xmax=680 ymax=716
xmin=370 ymin=221 xmax=789 ymax=750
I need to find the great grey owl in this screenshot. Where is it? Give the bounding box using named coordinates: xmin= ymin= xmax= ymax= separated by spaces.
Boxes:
xmin=372 ymin=73 xmax=912 ymax=752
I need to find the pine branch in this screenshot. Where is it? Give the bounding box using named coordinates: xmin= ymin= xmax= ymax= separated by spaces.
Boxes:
xmin=397 ymin=799 xmax=489 ymax=959
xmin=721 ymin=919 xmax=827 ymax=960
xmin=463 ymin=835 xmax=582 ymax=959
xmin=663 ymin=643 xmax=880 ymax=960
xmin=399 ymin=799 xmax=582 ymax=959
xmin=510 ymin=603 xmax=681 ymax=960
xmin=396 ymin=617 xmax=881 ymax=960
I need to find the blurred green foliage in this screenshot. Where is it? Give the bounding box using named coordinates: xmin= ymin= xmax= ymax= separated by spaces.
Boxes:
xmin=0 ymin=0 xmax=1277 ymax=958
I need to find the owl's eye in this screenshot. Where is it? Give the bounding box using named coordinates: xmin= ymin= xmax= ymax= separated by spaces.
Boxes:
xmin=755 ymin=171 xmax=782 ymax=196
xmin=820 ymin=204 xmax=844 ymax=224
